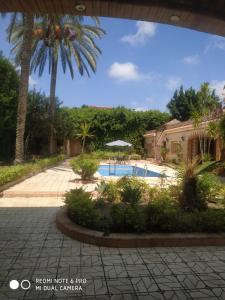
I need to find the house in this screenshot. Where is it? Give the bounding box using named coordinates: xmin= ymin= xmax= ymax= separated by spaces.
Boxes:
xmin=144 ymin=108 xmax=225 ymax=162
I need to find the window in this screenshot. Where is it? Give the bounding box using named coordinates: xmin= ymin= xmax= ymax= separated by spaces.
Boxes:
xmin=171 ymin=141 xmax=181 ymax=154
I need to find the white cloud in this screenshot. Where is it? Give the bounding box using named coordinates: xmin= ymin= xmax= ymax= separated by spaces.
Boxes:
xmin=183 ymin=55 xmax=199 ymax=65
xmin=108 ymin=62 xmax=154 ymax=82
xmin=210 ymin=80 xmax=225 ymax=98
xmin=29 ymin=76 xmax=38 ymax=87
xmin=205 ymin=36 xmax=225 ymax=53
xmin=166 ymin=77 xmax=182 ymax=91
xmin=121 ymin=21 xmax=157 ymax=46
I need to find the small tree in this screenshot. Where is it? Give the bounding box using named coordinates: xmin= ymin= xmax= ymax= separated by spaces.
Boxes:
xmin=76 ymin=123 xmax=94 ymax=153
xmin=178 ymin=157 xmax=207 ymax=212
xmin=191 ymin=83 xmax=221 ymax=160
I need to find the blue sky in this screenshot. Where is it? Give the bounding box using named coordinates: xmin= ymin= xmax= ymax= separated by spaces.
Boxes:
xmin=1 ymin=16 xmax=225 ymax=112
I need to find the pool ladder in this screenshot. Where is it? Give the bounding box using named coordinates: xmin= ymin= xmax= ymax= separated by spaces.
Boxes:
xmin=108 ymin=159 xmax=116 ymax=176
xmin=144 ymin=164 xmax=148 ymax=177
xmin=133 ymin=164 xmax=137 ymax=177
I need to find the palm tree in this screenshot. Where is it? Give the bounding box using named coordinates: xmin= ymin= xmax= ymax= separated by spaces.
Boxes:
xmin=8 ymin=15 xmax=105 ymax=155
xmin=7 ymin=13 xmax=34 ymax=163
xmin=178 ymin=157 xmax=207 ymax=211
xmin=31 ymin=16 xmax=104 ymax=154
xmin=76 ymin=122 xmax=94 ymax=153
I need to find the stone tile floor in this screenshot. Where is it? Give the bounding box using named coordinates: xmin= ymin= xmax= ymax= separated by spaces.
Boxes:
xmin=1 ymin=207 xmax=225 ymax=299
xmin=2 ymin=161 xmax=98 ymax=198
xmin=0 ymin=164 xmax=225 ymax=299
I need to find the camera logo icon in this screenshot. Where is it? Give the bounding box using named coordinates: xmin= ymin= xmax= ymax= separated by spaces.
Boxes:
xmin=9 ymin=280 xmax=31 ymax=290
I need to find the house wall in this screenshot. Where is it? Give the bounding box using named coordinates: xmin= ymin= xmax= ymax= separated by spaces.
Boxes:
xmin=145 ymin=126 xmax=223 ymax=162
xmin=64 ymin=139 xmax=82 ymax=157
xmin=161 ymin=131 xmax=188 ymax=161
xmin=144 ymin=136 xmax=155 ymax=158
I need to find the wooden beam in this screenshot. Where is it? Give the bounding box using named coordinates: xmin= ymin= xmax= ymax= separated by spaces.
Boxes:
xmin=1 ymin=0 xmax=225 ymax=37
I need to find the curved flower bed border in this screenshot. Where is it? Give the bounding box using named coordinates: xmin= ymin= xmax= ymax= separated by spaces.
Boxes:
xmin=56 ymin=207 xmax=225 ymax=248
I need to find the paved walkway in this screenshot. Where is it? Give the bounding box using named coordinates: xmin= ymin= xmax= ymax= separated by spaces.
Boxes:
xmin=1 ymin=164 xmax=225 ymax=299
xmin=2 ymin=161 xmax=97 ymax=198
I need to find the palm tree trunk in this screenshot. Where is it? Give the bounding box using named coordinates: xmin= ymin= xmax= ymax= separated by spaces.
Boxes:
xmin=82 ymin=137 xmax=85 ymax=153
xmin=208 ymin=138 xmax=212 ymax=157
xmin=14 ymin=14 xmax=34 ymax=164
xmin=49 ymin=55 xmax=58 ymax=155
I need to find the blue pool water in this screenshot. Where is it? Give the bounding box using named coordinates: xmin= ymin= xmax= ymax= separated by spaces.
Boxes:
xmin=98 ymin=165 xmax=162 ymax=177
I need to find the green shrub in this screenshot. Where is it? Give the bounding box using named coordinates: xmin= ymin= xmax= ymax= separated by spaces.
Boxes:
xmin=0 ymin=155 xmax=65 ymax=186
xmin=146 ymin=199 xmax=225 ymax=233
xmin=110 ymin=203 xmax=146 ymax=232
xmin=91 ymin=151 xmax=125 ymax=160
xmin=120 ymin=182 xmax=142 ymax=206
xmin=65 ymin=188 xmax=100 ymax=228
xmin=196 ymin=209 xmax=225 ymax=232
xmin=197 ymin=173 xmax=222 ymax=203
xmin=130 ymin=154 xmax=141 ymax=160
xmin=71 ymin=157 xmax=99 ymax=180
xmin=96 ymin=180 xmax=120 ymax=203
xmin=146 ymin=198 xmax=178 ymax=232
xmin=202 ymin=153 xmax=213 ymax=162
xmin=179 ymin=158 xmax=207 ymax=211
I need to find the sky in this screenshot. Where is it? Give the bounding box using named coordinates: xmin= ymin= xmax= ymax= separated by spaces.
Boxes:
xmin=1 ymin=16 xmax=225 ymax=112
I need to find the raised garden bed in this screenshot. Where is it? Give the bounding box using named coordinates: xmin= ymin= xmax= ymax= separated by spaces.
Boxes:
xmin=56 ymin=207 xmax=225 ymax=248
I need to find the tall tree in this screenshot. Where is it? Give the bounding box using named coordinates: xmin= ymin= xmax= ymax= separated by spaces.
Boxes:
xmin=8 ymin=13 xmax=34 ymax=163
xmin=30 ymin=16 xmax=105 ymax=154
xmin=167 ymin=86 xmax=198 ymax=121
xmin=167 ymin=84 xmax=221 ymax=121
xmin=8 ymin=15 xmax=104 ymax=155
xmin=0 ymin=52 xmax=19 ymax=160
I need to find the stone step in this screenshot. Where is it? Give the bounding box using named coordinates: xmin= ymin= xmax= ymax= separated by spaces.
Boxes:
xmin=2 ymin=191 xmax=66 ymax=197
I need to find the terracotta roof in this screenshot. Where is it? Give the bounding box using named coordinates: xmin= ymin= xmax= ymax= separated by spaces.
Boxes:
xmin=145 ymin=108 xmax=224 ymax=135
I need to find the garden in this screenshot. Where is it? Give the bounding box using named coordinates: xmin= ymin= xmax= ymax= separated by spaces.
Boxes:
xmin=62 ymin=153 xmax=225 ymax=236
xmin=0 ymin=12 xmax=225 ymax=239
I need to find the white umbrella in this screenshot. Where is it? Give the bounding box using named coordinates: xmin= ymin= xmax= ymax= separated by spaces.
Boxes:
xmin=106 ymin=140 xmax=132 ymax=147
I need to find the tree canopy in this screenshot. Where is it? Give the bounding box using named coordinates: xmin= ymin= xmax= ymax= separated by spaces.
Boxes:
xmin=0 ymin=52 xmax=19 ymax=160
xmin=167 ymin=84 xmax=221 ymax=121
xmin=56 ymin=106 xmax=170 ymax=153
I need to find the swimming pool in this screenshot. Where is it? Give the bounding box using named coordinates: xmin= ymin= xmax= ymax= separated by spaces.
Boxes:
xmin=97 ymin=164 xmax=163 ymax=177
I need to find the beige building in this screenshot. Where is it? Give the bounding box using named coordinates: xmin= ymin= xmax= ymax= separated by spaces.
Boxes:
xmin=144 ymin=110 xmax=225 ymax=163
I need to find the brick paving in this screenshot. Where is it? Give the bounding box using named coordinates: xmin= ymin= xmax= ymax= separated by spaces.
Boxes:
xmin=0 ymin=164 xmax=225 ymax=299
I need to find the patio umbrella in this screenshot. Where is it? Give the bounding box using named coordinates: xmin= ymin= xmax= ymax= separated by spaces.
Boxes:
xmin=106 ymin=140 xmax=132 ymax=147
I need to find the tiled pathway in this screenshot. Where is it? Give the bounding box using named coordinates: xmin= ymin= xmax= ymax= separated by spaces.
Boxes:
xmin=2 ymin=161 xmax=96 ymax=198
xmin=1 ymin=165 xmax=225 ymax=299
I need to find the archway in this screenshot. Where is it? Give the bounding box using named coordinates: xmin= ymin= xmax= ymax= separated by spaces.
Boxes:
xmin=1 ymin=1 xmax=225 ymax=37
